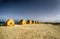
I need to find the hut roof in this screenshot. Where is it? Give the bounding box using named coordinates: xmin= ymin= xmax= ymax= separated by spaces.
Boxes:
xmin=5 ymin=18 xmax=14 ymax=22
xmin=27 ymin=20 xmax=32 ymax=22
xmin=19 ymin=19 xmax=26 ymax=22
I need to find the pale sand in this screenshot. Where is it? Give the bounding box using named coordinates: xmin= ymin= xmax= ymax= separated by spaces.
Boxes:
xmin=0 ymin=24 xmax=60 ymax=39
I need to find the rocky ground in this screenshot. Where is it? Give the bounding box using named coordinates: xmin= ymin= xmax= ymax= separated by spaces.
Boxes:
xmin=0 ymin=24 xmax=60 ymax=39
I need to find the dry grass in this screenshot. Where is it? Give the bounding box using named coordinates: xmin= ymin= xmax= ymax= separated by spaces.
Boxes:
xmin=0 ymin=24 xmax=60 ymax=39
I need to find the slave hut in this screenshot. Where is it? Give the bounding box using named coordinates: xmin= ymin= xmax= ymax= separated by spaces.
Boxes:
xmin=35 ymin=21 xmax=38 ymax=24
xmin=26 ymin=20 xmax=32 ymax=24
xmin=19 ymin=19 xmax=26 ymax=25
xmin=35 ymin=21 xmax=36 ymax=24
xmin=5 ymin=18 xmax=15 ymax=26
xmin=32 ymin=20 xmax=35 ymax=24
xmin=37 ymin=21 xmax=39 ymax=24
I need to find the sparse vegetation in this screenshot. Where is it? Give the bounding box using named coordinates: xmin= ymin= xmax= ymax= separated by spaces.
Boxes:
xmin=42 ymin=22 xmax=60 ymax=25
xmin=0 ymin=24 xmax=60 ymax=39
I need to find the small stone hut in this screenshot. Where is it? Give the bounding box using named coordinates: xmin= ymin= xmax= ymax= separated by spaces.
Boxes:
xmin=32 ymin=20 xmax=35 ymax=24
xmin=37 ymin=21 xmax=39 ymax=24
xmin=26 ymin=20 xmax=32 ymax=24
xmin=35 ymin=21 xmax=36 ymax=24
xmin=5 ymin=18 xmax=15 ymax=26
xmin=19 ymin=19 xmax=26 ymax=25
xmin=35 ymin=21 xmax=38 ymax=24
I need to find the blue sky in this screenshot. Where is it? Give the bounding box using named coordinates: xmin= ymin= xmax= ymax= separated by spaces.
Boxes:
xmin=0 ymin=0 xmax=60 ymax=22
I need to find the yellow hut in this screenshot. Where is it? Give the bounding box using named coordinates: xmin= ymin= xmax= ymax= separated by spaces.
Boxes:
xmin=26 ymin=20 xmax=32 ymax=24
xmin=35 ymin=21 xmax=36 ymax=24
xmin=5 ymin=18 xmax=15 ymax=26
xmin=19 ymin=19 xmax=26 ymax=25
xmin=32 ymin=21 xmax=35 ymax=24
xmin=37 ymin=21 xmax=39 ymax=24
xmin=35 ymin=21 xmax=38 ymax=24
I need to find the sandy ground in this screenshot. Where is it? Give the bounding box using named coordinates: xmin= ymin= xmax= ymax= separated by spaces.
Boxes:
xmin=0 ymin=24 xmax=60 ymax=39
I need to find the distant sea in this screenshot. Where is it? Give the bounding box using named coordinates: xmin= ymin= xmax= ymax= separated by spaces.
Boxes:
xmin=0 ymin=22 xmax=5 ymax=25
xmin=0 ymin=22 xmax=18 ymax=25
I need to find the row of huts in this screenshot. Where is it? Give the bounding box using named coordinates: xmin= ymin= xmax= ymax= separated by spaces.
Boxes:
xmin=0 ymin=18 xmax=40 ymax=26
